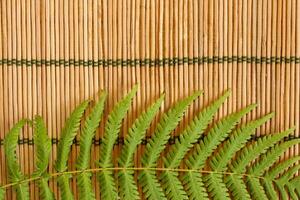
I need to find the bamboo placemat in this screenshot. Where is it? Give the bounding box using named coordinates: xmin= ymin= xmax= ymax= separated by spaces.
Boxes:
xmin=0 ymin=0 xmax=300 ymax=199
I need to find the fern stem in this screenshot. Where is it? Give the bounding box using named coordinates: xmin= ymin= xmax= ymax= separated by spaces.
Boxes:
xmin=0 ymin=167 xmax=275 ymax=190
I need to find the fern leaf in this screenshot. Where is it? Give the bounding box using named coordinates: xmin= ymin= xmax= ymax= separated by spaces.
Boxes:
xmin=164 ymin=90 xmax=230 ymax=169
xmin=55 ymin=100 xmax=90 ymax=172
xmin=39 ymin=178 xmax=55 ymax=200
xmin=57 ymin=175 xmax=74 ymax=200
xmin=33 ymin=116 xmax=52 ymax=175
xmin=4 ymin=119 xmax=29 ymax=200
xmin=99 ymin=85 xmax=137 ymax=167
xmin=77 ymin=172 xmax=96 ymax=200
xmin=246 ymin=177 xmax=268 ymax=200
xmin=181 ymin=172 xmax=208 ymax=200
xmin=32 ymin=116 xmax=54 ymax=200
xmin=98 ymin=85 xmax=138 ymax=200
xmin=186 ymin=104 xmax=256 ymax=170
xmin=265 ymin=156 xmax=300 ymax=180
xmin=245 ymin=139 xmax=300 ymax=200
xmin=249 ymin=139 xmax=300 ymax=176
xmin=119 ymin=94 xmax=164 ymax=167
xmin=0 ymin=188 xmax=5 ymax=200
xmin=286 ymin=183 xmax=298 ymax=200
xmin=77 ymin=91 xmax=107 ymax=170
xmin=276 ymin=164 xmax=300 ymax=185
xmin=139 ymin=171 xmax=167 ymax=200
xmin=183 ymin=105 xmax=255 ymax=200
xmin=55 ymin=100 xmax=89 ymax=200
xmin=118 ymin=170 xmax=139 ymax=200
xmin=160 ymin=171 xmax=188 ymax=200
xmin=118 ymin=94 xmax=164 ymax=200
xmin=290 ymin=176 xmax=300 ymax=197
xmin=97 ymin=171 xmax=118 ymax=200
xmin=230 ymin=128 xmax=295 ymax=174
xmin=210 ymin=113 xmax=274 ymax=171
xmin=76 ymin=92 xmax=106 ymax=200
xmin=139 ymin=91 xmax=202 ymax=200
xmin=275 ymin=181 xmax=288 ymax=200
xmin=262 ymin=156 xmax=300 ymax=199
xmin=203 ymin=114 xmax=273 ymax=200
xmin=225 ymin=174 xmax=251 ymax=200
xmin=203 ymin=173 xmax=231 ymax=200
xmin=225 ymin=128 xmax=295 ymax=199
xmin=141 ymin=91 xmax=202 ymax=168
xmin=262 ymin=179 xmax=277 ymax=200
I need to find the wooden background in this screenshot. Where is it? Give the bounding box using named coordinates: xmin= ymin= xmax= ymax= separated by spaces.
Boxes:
xmin=0 ymin=0 xmax=300 ymax=199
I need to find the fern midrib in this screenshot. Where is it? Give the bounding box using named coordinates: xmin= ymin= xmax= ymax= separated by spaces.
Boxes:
xmin=0 ymin=166 xmax=276 ymax=189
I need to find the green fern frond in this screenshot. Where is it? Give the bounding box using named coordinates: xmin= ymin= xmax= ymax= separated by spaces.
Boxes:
xmin=203 ymin=173 xmax=231 ymax=200
xmin=139 ymin=91 xmax=202 ymax=200
xmin=139 ymin=171 xmax=167 ymax=200
xmin=262 ymin=156 xmax=300 ymax=199
xmin=275 ymin=163 xmax=300 ymax=198
xmin=249 ymin=139 xmax=300 ymax=176
xmin=118 ymin=170 xmax=140 ymax=200
xmin=1 ymin=89 xmax=300 ymax=200
xmin=33 ymin=116 xmax=52 ymax=175
xmin=118 ymin=94 xmax=164 ymax=200
xmin=181 ymin=172 xmax=208 ymax=200
xmin=225 ymin=174 xmax=251 ymax=200
xmin=4 ymin=119 xmax=29 ymax=200
xmin=225 ymin=128 xmax=295 ymax=199
xmin=164 ymin=90 xmax=230 ymax=169
xmin=290 ymin=176 xmax=300 ymax=197
xmin=57 ymin=174 xmax=74 ymax=200
xmin=160 ymin=170 xmax=187 ymax=200
xmin=246 ymin=176 xmax=268 ymax=200
xmin=183 ymin=105 xmax=255 ymax=199
xmin=99 ymin=85 xmax=138 ymax=167
xmin=77 ymin=91 xmax=107 ymax=170
xmin=286 ymin=182 xmax=298 ymax=200
xmin=77 ymin=172 xmax=96 ymax=200
xmin=39 ymin=177 xmax=55 ymax=200
xmin=230 ymin=128 xmax=295 ymax=174
xmin=55 ymin=100 xmax=90 ymax=200
xmin=55 ymin=100 xmax=90 ymax=172
xmin=203 ymin=114 xmax=273 ymax=200
xmin=119 ymin=94 xmax=164 ymax=168
xmin=186 ymin=104 xmax=256 ymax=170
xmin=161 ymin=171 xmax=188 ymax=200
xmin=261 ymin=178 xmax=278 ymax=200
xmin=210 ymin=113 xmax=274 ymax=171
xmin=98 ymin=85 xmax=138 ymax=200
xmin=265 ymin=156 xmax=300 ymax=180
xmin=32 ymin=116 xmax=54 ymax=200
xmin=0 ymin=187 xmax=4 ymax=200
xmin=141 ymin=91 xmax=202 ymax=168
xmin=76 ymin=91 xmax=106 ymax=200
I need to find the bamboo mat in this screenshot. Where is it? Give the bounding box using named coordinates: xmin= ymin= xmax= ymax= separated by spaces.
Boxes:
xmin=0 ymin=0 xmax=300 ymax=199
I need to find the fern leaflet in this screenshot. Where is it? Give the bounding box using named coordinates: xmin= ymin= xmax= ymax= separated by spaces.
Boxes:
xmin=118 ymin=94 xmax=164 ymax=200
xmin=32 ymin=116 xmax=54 ymax=200
xmin=139 ymin=91 xmax=202 ymax=200
xmin=55 ymin=100 xmax=90 ymax=199
xmin=76 ymin=91 xmax=107 ymax=200
xmin=4 ymin=119 xmax=29 ymax=200
xmin=97 ymin=85 xmax=138 ymax=200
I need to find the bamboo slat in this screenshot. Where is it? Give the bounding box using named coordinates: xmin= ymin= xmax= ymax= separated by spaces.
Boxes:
xmin=0 ymin=0 xmax=300 ymax=199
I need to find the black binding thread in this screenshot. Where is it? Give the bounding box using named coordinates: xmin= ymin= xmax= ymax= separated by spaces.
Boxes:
xmin=0 ymin=56 xmax=299 ymax=67
xmin=0 ymin=135 xmax=299 ymax=147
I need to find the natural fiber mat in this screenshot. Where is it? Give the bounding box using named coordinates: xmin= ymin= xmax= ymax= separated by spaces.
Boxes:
xmin=0 ymin=0 xmax=299 ymax=199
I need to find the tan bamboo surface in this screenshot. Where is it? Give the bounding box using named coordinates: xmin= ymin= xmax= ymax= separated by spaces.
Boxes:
xmin=0 ymin=0 xmax=300 ymax=199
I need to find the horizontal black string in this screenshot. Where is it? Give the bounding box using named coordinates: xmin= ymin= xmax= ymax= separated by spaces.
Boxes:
xmin=0 ymin=56 xmax=299 ymax=67
xmin=0 ymin=135 xmax=299 ymax=147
